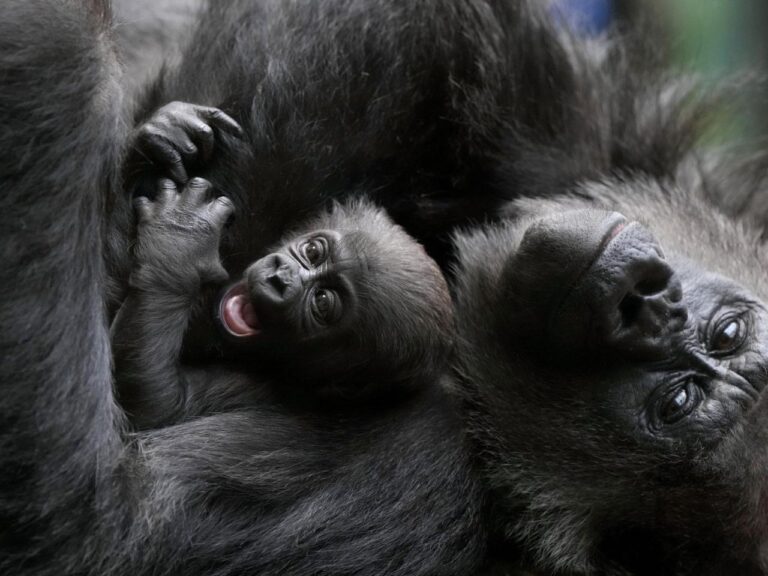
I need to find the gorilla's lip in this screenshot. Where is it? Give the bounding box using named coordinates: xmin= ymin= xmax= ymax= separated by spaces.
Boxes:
xmin=219 ymin=282 xmax=261 ymax=338
xmin=605 ymin=220 xmax=628 ymax=244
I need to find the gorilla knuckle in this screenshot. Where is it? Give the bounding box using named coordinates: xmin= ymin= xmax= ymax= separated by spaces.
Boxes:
xmin=213 ymin=196 xmax=234 ymax=212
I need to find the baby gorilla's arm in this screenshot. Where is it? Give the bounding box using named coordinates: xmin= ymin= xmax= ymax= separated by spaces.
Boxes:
xmin=112 ymin=178 xmax=233 ymax=430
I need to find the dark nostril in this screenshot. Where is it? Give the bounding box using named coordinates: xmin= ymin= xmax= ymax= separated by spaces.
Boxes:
xmin=277 ymin=264 xmax=292 ymax=284
xmin=619 ymin=293 xmax=643 ymax=327
xmin=265 ymin=252 xmax=296 ymax=296
xmin=617 ymin=268 xmax=686 ymax=334
xmin=633 ymin=259 xmax=672 ymax=296
xmin=618 ymin=259 xmax=678 ymax=328
xmin=269 ymin=265 xmax=293 ymax=289
xmin=635 ymin=276 xmax=668 ymax=296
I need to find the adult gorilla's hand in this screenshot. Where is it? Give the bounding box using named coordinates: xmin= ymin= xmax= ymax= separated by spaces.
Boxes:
xmin=127 ymin=101 xmax=242 ymax=185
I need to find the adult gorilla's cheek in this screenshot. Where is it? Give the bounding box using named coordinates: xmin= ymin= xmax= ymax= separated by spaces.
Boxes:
xmin=500 ymin=209 xmax=626 ymax=351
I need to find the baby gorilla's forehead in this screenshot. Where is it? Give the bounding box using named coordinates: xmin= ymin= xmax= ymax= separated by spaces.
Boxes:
xmin=328 ymin=231 xmax=372 ymax=273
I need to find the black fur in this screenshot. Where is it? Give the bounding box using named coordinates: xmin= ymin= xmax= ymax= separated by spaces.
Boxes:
xmin=112 ymin=176 xmax=454 ymax=427
xmin=443 ymin=4 xmax=768 ymax=576
xmin=115 ymin=0 xmax=727 ymax=296
xmin=7 ymin=0 xmax=768 ymax=575
xmin=111 ymin=0 xmax=528 ymax=290
xmin=0 ymin=2 xmax=485 ymax=575
xmin=112 ymin=0 xmax=201 ymax=104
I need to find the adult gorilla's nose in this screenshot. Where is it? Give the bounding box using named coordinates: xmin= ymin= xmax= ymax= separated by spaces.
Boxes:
xmin=503 ymin=209 xmax=628 ymax=345
xmin=554 ymin=220 xmax=687 ymax=358
xmin=504 ymin=209 xmax=687 ymax=359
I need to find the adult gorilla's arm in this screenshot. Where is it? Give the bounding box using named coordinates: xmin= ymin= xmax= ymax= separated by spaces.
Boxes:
xmin=0 ymin=7 xmax=485 ymax=575
xmin=0 ymin=0 xmax=127 ymax=570
xmin=112 ymin=0 xmax=202 ymax=105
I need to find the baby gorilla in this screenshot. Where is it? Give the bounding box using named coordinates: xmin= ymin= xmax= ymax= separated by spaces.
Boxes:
xmin=111 ymin=179 xmax=453 ymax=429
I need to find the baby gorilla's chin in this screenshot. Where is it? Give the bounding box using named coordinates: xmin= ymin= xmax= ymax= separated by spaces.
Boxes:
xmin=218 ymin=282 xmax=261 ymax=338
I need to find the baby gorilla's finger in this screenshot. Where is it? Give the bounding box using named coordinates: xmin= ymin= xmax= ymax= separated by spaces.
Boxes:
xmin=156 ymin=178 xmax=178 ymax=205
xmin=180 ymin=177 xmax=212 ymax=207
xmin=133 ymin=196 xmax=154 ymax=223
xmin=208 ymin=196 xmax=235 ymax=226
xmin=138 ymin=127 xmax=188 ymax=183
xmin=198 ymin=106 xmax=243 ymax=136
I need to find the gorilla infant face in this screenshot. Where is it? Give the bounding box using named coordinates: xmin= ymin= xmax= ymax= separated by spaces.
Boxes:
xmin=453 ymin=181 xmax=768 ymax=574
xmin=218 ymin=200 xmax=453 ymax=396
xmin=221 ymin=229 xmax=361 ymax=344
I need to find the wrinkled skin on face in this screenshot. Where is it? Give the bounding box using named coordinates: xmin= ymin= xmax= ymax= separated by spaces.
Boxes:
xmin=452 ymin=180 xmax=768 ymax=575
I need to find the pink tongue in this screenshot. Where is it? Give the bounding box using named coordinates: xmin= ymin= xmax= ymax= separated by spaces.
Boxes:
xmin=223 ymin=293 xmax=260 ymax=336
xmin=241 ymin=301 xmax=259 ymax=327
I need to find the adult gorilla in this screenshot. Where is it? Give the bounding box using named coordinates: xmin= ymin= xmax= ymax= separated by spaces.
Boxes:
xmin=0 ymin=2 xmax=484 ymax=575
xmin=127 ymin=12 xmax=768 ymax=575
xmin=445 ymin=5 xmax=768 ymax=576
xmin=454 ymin=189 xmax=768 ymax=576
xmin=5 ymin=2 xmax=767 ymax=576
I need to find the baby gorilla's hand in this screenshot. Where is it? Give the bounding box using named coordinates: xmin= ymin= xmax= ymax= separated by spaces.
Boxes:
xmin=130 ymin=101 xmax=242 ymax=184
xmin=131 ymin=178 xmax=234 ymax=294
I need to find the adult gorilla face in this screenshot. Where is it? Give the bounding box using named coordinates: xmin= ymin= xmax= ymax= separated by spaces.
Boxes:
xmin=452 ymin=181 xmax=768 ymax=575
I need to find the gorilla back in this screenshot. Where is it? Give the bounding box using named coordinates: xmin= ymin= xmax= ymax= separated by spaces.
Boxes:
xmin=0 ymin=2 xmax=484 ymax=575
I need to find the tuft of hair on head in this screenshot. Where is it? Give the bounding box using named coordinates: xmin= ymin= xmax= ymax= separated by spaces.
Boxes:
xmin=312 ymin=198 xmax=455 ymax=395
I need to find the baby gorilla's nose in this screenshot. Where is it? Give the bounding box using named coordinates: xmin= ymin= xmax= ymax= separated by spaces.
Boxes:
xmin=267 ymin=253 xmax=297 ymax=295
xmin=246 ymin=251 xmax=303 ymax=313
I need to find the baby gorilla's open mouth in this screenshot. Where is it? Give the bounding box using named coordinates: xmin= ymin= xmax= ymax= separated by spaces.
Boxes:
xmin=219 ymin=282 xmax=261 ymax=337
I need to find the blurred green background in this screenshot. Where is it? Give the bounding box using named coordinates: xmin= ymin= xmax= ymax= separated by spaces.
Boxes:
xmin=552 ymin=0 xmax=768 ymax=141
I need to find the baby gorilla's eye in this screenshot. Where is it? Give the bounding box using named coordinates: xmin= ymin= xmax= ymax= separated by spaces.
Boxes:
xmin=302 ymin=238 xmax=328 ymax=266
xmin=710 ymin=315 xmax=747 ymax=356
xmin=659 ymin=380 xmax=700 ymax=424
xmin=310 ymin=288 xmax=340 ymax=325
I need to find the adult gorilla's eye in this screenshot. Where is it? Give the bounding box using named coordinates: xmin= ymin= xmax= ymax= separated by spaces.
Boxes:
xmin=710 ymin=315 xmax=747 ymax=356
xmin=302 ymin=238 xmax=327 ymax=266
xmin=310 ymin=289 xmax=339 ymax=324
xmin=659 ymin=380 xmax=700 ymax=424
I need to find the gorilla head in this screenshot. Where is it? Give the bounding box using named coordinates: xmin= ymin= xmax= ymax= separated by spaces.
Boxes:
xmin=452 ymin=181 xmax=768 ymax=575
xmin=217 ymin=200 xmax=454 ymax=399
